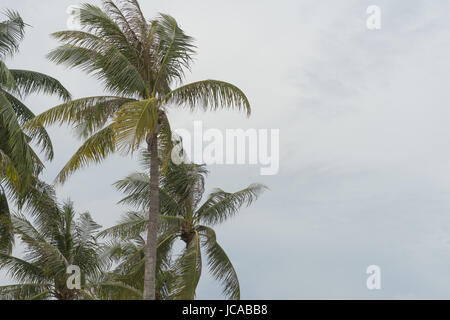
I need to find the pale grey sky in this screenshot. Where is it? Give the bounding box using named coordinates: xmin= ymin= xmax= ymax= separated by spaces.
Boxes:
xmin=2 ymin=0 xmax=450 ymax=299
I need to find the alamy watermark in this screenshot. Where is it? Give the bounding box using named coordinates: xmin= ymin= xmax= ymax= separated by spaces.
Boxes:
xmin=366 ymin=5 xmax=381 ymax=30
xmin=171 ymin=121 xmax=280 ymax=176
xmin=66 ymin=265 xmax=81 ymax=290
xmin=366 ymin=265 xmax=381 ymax=290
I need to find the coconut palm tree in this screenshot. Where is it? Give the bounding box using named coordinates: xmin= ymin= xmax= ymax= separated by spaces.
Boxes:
xmin=0 ymin=187 xmax=107 ymax=300
xmin=100 ymin=158 xmax=266 ymax=299
xmin=0 ymin=10 xmax=71 ymax=253
xmin=25 ymin=0 xmax=251 ymax=299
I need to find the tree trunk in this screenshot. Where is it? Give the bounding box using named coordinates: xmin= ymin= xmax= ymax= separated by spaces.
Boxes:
xmin=143 ymin=133 xmax=159 ymax=300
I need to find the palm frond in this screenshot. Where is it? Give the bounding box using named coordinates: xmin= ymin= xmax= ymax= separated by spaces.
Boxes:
xmin=103 ymin=0 xmax=149 ymax=46
xmin=75 ymin=212 xmax=102 ymax=246
xmin=114 ymin=172 xmax=151 ymax=208
xmin=9 ymin=69 xmax=71 ymax=101
xmin=161 ymin=162 xmax=208 ymax=210
xmin=0 ymin=283 xmax=51 ymax=300
xmin=121 ymin=0 xmax=148 ymax=38
xmin=163 ymin=80 xmax=251 ymax=116
xmin=55 ymin=125 xmax=117 ymax=184
xmin=51 ymin=25 xmax=146 ymax=93
xmin=153 ymin=13 xmax=196 ymax=92
xmin=196 ymin=184 xmax=267 ymax=226
xmin=0 ymin=186 xmax=13 ymax=254
xmin=0 ymin=60 xmax=17 ymax=92
xmin=199 ymin=226 xmax=240 ymax=300
xmin=0 ymin=91 xmax=36 ymax=188
xmin=0 ymin=150 xmax=19 ymax=190
xmin=79 ymin=3 xmax=141 ymax=61
xmin=18 ymin=178 xmax=59 ymax=221
xmin=114 ymin=171 xmax=184 ymax=216
xmin=24 ymin=96 xmax=134 ymax=139
xmin=112 ymin=98 xmax=158 ymax=152
xmin=98 ymin=211 xmax=147 ymax=240
xmin=12 ymin=213 xmax=69 ymax=277
xmin=102 ymin=0 xmax=140 ymax=47
xmin=172 ymin=231 xmax=201 ymax=300
xmin=87 ymin=281 xmax=143 ymax=300
xmin=3 ymin=91 xmax=54 ymax=160
xmin=99 ymin=228 xmax=178 ymax=300
xmin=0 ymin=253 xmax=46 ymax=284
xmin=0 ymin=10 xmax=25 ymax=58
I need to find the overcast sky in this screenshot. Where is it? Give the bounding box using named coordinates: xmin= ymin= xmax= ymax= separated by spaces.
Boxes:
xmin=2 ymin=0 xmax=450 ymax=299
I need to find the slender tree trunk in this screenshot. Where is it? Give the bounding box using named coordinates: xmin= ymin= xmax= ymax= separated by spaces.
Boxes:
xmin=143 ymin=133 xmax=159 ymax=300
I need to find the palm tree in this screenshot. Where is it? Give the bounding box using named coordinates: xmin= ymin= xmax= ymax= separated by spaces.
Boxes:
xmin=0 ymin=10 xmax=71 ymax=253
xmin=101 ymin=158 xmax=266 ymax=299
xmin=26 ymin=0 xmax=250 ymax=299
xmin=0 ymin=188 xmax=107 ymax=300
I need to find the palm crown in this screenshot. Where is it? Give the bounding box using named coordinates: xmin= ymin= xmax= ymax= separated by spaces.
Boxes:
xmin=25 ymin=1 xmax=250 ymax=182
xmin=100 ymin=156 xmax=266 ymax=299
xmin=0 ymin=186 xmax=106 ymax=300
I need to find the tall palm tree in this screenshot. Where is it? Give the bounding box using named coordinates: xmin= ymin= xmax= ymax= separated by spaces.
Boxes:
xmin=26 ymin=0 xmax=250 ymax=299
xmin=0 ymin=188 xmax=107 ymax=300
xmin=101 ymin=158 xmax=266 ymax=299
xmin=0 ymin=10 xmax=71 ymax=253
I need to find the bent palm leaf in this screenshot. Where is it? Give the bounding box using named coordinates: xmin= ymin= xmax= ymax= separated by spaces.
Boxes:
xmin=172 ymin=231 xmax=201 ymax=300
xmin=199 ymin=226 xmax=240 ymax=300
xmin=163 ymin=80 xmax=251 ymax=116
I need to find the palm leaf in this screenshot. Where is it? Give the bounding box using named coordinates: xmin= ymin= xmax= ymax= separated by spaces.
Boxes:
xmin=12 ymin=213 xmax=70 ymax=277
xmin=0 ymin=91 xmax=36 ymax=188
xmin=112 ymin=98 xmax=158 ymax=152
xmin=0 ymin=60 xmax=17 ymax=92
xmin=0 ymin=186 xmax=13 ymax=254
xmin=3 ymin=91 xmax=54 ymax=160
xmin=0 ymin=283 xmax=51 ymax=300
xmin=198 ymin=226 xmax=240 ymax=300
xmin=9 ymin=69 xmax=71 ymax=101
xmin=50 ymin=28 xmax=145 ymax=95
xmin=0 ymin=10 xmax=25 ymax=58
xmin=87 ymin=281 xmax=143 ymax=300
xmin=0 ymin=253 xmax=46 ymax=284
xmin=102 ymin=0 xmax=140 ymax=47
xmin=163 ymin=80 xmax=251 ymax=116
xmin=172 ymin=231 xmax=202 ymax=299
xmin=24 ymin=96 xmax=135 ymax=139
xmin=78 ymin=3 xmax=141 ymax=62
xmin=114 ymin=172 xmax=183 ymax=216
xmin=55 ymin=125 xmax=117 ymax=184
xmin=98 ymin=211 xmax=148 ymax=240
xmin=0 ymin=149 xmax=19 ymax=190
xmin=196 ymin=184 xmax=266 ymax=225
xmin=153 ymin=13 xmax=196 ymax=93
